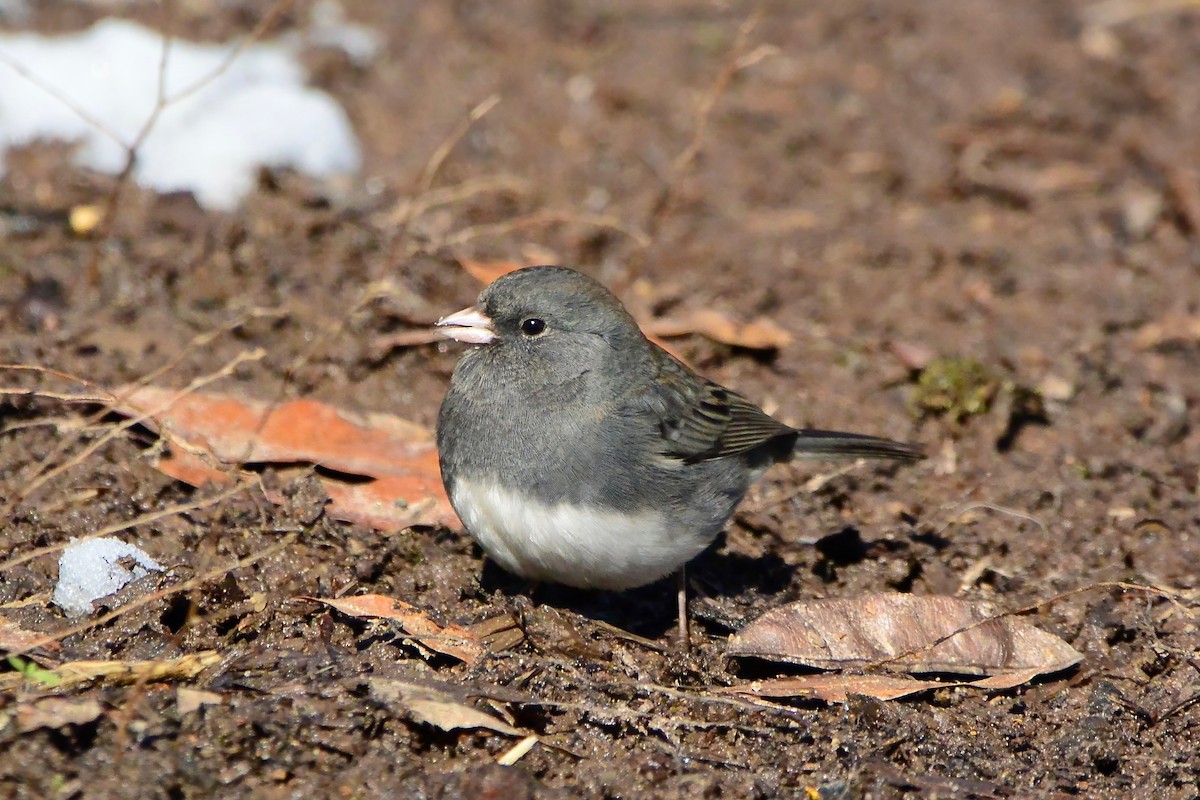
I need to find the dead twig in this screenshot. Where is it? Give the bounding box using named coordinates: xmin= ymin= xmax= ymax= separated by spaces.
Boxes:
xmin=83 ymin=0 xmax=300 ymax=286
xmin=386 ymin=94 xmax=502 ymax=254
xmin=645 ymin=7 xmax=773 ymax=235
xmin=932 ymin=502 xmax=1050 ymax=538
xmin=0 ymin=309 xmax=287 ymax=523
xmin=1 ymin=348 xmax=265 ymax=518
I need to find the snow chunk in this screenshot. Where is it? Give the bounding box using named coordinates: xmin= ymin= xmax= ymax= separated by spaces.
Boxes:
xmin=52 ymin=538 xmax=164 ymax=618
xmin=0 ymin=18 xmax=361 ymax=209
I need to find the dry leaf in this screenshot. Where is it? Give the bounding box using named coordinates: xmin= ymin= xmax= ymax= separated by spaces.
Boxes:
xmin=16 ymin=697 xmax=104 ymax=732
xmin=0 ymin=615 xmax=60 ymax=655
xmin=645 ymin=308 xmax=793 ymax=351
xmin=968 ymin=667 xmax=1048 ymax=690
xmin=458 ymin=258 xmax=526 ymax=285
xmin=307 ymin=594 xmax=484 ymax=665
xmin=729 ymin=594 xmax=1081 ymax=678
xmin=369 ymin=678 xmax=525 ymax=737
xmin=717 ymin=674 xmax=953 ymax=703
xmin=467 ymin=614 xmax=525 ymax=652
xmin=177 ymin=687 xmax=224 ymax=714
xmin=718 ymin=669 xmax=1056 ymax=703
xmin=1133 ymin=315 xmax=1200 ymax=350
xmin=114 ymin=388 xmax=457 ymax=531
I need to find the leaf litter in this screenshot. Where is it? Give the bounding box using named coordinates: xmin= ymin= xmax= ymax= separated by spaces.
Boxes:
xmin=369 ymin=677 xmax=528 ymax=737
xmin=725 ymin=593 xmax=1082 ymax=701
xmin=302 ymin=593 xmax=490 ymax=665
xmin=113 ymin=386 xmax=457 ymax=531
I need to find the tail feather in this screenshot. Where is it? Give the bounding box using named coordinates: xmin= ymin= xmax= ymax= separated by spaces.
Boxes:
xmin=791 ymin=429 xmax=924 ymax=462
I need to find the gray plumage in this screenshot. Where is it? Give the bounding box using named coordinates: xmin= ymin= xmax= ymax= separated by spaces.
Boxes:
xmin=436 ymin=266 xmax=921 ymax=590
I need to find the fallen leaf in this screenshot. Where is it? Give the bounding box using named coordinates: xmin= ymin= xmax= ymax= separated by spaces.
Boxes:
xmin=0 ymin=615 xmax=60 ymax=655
xmin=467 ymin=614 xmax=526 ymax=653
xmin=458 ymin=258 xmax=526 ymax=285
xmin=717 ymin=674 xmax=953 ymax=703
xmin=729 ymin=594 xmax=1082 ymax=678
xmin=16 ymin=697 xmax=104 ymax=732
xmin=1133 ymin=315 xmax=1200 ymax=350
xmin=114 ymin=388 xmax=457 ymax=531
xmin=306 ymin=594 xmax=484 ymax=665
xmin=369 ymin=677 xmax=525 ymax=737
xmin=968 ymin=667 xmax=1047 ymax=690
xmin=645 ymin=308 xmax=793 ymax=351
xmin=177 ymin=687 xmax=224 ymax=714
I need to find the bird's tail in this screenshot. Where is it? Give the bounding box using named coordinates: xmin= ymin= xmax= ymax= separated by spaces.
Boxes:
xmin=790 ymin=429 xmax=924 ymax=461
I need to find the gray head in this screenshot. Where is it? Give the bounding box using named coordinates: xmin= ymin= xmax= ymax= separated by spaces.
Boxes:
xmin=437 ymin=266 xmax=648 ymax=396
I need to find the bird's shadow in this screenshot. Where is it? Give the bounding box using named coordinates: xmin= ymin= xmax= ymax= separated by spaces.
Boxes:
xmin=478 ymin=535 xmax=791 ymax=640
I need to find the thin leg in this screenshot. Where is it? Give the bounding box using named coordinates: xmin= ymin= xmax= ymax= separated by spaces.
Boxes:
xmin=676 ymin=566 xmax=690 ymax=652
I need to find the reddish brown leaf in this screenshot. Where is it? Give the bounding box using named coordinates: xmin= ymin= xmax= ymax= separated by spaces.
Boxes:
xmin=306 ymin=594 xmax=484 ymax=665
xmin=1133 ymin=315 xmax=1200 ymax=350
xmin=0 ymin=615 xmax=60 ymax=654
xmin=155 ymin=446 xmax=234 ymax=487
xmin=968 ymin=667 xmax=1047 ymax=690
xmin=458 ymin=258 xmax=525 ymax=285
xmin=645 ymin=308 xmax=793 ymax=351
xmin=115 ymin=387 xmax=457 ymax=531
xmin=729 ymin=594 xmax=1081 ymax=678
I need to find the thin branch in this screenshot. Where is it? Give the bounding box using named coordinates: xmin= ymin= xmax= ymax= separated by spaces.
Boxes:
xmin=1 ymin=348 xmax=265 ymax=517
xmin=645 ymin=7 xmax=771 ymax=236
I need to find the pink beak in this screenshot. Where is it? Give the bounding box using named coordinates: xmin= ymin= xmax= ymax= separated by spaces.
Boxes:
xmin=435 ymin=305 xmax=496 ymax=345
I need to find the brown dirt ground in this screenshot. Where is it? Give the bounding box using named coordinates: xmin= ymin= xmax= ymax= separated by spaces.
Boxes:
xmin=2 ymin=1 xmax=1199 ymax=798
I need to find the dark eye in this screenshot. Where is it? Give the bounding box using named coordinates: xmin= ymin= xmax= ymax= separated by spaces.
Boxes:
xmin=520 ymin=318 xmax=547 ymax=337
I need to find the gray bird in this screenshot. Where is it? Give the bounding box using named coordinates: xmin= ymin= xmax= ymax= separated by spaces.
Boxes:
xmin=436 ymin=266 xmax=921 ymax=642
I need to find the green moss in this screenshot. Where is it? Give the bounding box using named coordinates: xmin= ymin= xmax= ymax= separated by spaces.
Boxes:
xmin=910 ymin=356 xmax=1000 ymax=424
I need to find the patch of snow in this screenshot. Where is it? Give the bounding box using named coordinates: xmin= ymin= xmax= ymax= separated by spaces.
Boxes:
xmin=0 ymin=18 xmax=361 ymax=209
xmin=303 ymin=0 xmax=383 ymax=65
xmin=52 ymin=537 xmax=165 ymax=618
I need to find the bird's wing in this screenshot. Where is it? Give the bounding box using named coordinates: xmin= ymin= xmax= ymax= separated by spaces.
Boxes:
xmin=637 ymin=350 xmax=796 ymax=463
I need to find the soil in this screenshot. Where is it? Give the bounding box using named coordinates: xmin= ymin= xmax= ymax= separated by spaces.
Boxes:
xmin=2 ymin=1 xmax=1199 ymax=798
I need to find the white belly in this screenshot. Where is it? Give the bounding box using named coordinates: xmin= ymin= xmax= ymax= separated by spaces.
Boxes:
xmin=450 ymin=477 xmax=710 ymax=590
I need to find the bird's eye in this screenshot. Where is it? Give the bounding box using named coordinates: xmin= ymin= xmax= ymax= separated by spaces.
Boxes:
xmin=520 ymin=318 xmax=547 ymax=337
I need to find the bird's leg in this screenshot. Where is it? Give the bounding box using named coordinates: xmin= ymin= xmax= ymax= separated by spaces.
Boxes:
xmin=676 ymin=566 xmax=690 ymax=652
xmin=511 ymin=579 xmax=540 ymax=623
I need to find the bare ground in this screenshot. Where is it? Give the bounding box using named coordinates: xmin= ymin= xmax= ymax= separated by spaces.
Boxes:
xmin=1 ymin=1 xmax=1199 ymax=798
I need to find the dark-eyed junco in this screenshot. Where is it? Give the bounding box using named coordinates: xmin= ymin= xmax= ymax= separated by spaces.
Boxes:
xmin=436 ymin=266 xmax=921 ymax=641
